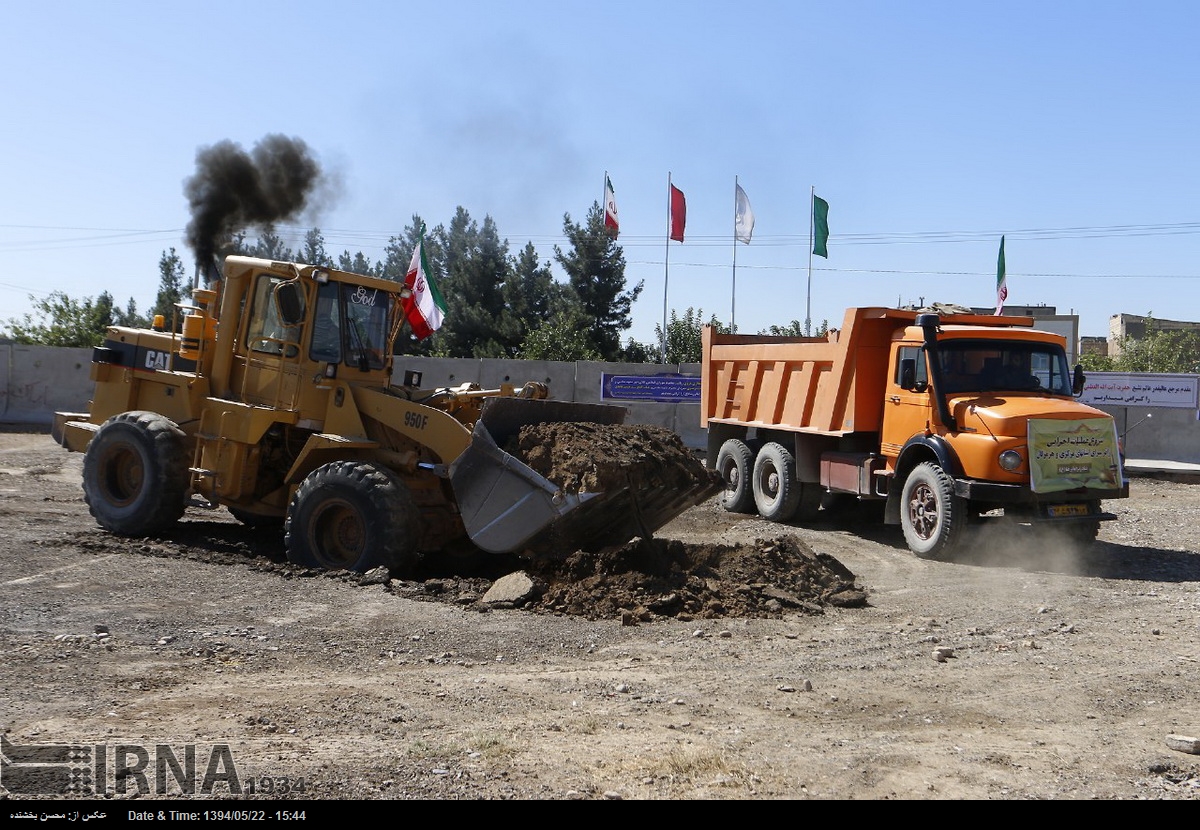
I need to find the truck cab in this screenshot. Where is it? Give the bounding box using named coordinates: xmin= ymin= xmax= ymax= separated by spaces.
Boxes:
xmin=881 ymin=315 xmax=1126 ymax=554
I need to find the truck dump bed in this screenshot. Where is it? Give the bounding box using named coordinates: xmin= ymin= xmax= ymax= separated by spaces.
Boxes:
xmin=701 ymin=307 xmax=1035 ymax=435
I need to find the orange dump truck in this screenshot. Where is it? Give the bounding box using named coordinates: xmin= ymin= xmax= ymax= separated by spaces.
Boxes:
xmin=700 ymin=307 xmax=1128 ymax=558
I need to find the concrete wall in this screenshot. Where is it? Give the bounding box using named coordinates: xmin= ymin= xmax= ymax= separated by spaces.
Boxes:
xmin=392 ymin=355 xmax=706 ymax=450
xmin=0 ymin=344 xmax=96 ymax=426
xmin=5 ymin=345 xmax=1198 ymax=463
xmin=1094 ymin=405 xmax=1200 ymax=464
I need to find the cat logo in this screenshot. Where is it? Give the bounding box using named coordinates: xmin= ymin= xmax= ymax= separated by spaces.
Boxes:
xmin=143 ymin=349 xmax=170 ymax=371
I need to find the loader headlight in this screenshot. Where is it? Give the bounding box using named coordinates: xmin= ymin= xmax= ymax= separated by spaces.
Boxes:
xmin=998 ymin=449 xmax=1023 ymax=471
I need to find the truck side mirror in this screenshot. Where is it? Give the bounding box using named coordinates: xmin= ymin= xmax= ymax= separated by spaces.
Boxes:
xmin=899 ymin=358 xmax=917 ymax=391
xmin=1072 ymin=364 xmax=1086 ymax=397
xmin=274 ymin=282 xmax=304 ymax=326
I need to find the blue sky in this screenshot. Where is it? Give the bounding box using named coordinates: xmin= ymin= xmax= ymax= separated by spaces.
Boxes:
xmin=2 ymin=0 xmax=1198 ymax=346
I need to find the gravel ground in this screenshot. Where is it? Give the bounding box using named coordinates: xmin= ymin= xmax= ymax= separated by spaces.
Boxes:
xmin=1 ymin=428 xmax=1198 ymax=801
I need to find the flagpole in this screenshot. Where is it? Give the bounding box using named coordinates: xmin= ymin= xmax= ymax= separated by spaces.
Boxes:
xmin=662 ymin=172 xmax=671 ymax=364
xmin=731 ymin=176 xmax=738 ymax=332
xmin=806 ymin=185 xmax=814 ymax=336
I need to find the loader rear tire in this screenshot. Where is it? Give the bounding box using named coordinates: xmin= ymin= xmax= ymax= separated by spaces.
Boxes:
xmin=285 ymin=461 xmax=420 ymax=574
xmin=752 ymin=441 xmax=802 ymax=523
xmin=715 ymin=439 xmax=756 ymax=514
xmin=82 ymin=411 xmax=188 ymax=536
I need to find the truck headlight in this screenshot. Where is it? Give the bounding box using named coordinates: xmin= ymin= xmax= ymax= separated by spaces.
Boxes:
xmin=998 ymin=449 xmax=1023 ymax=471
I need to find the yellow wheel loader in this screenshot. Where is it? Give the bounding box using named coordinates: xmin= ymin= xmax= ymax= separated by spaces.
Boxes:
xmin=54 ymin=256 xmax=717 ymax=573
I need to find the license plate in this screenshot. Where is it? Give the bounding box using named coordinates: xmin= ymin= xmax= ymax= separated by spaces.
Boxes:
xmin=1048 ymin=504 xmax=1090 ymax=518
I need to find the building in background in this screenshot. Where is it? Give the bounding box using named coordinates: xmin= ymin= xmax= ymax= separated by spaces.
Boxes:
xmin=1080 ymin=336 xmax=1108 ymax=359
xmin=1108 ymin=314 xmax=1200 ymax=357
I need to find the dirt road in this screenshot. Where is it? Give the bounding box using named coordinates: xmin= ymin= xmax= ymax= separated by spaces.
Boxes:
xmin=1 ymin=428 xmax=1197 ymax=800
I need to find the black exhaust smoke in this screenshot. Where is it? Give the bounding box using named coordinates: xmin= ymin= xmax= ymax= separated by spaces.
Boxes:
xmin=183 ymin=134 xmax=324 ymax=281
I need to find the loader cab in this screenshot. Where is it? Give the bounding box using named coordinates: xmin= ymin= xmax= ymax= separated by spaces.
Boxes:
xmin=222 ymin=259 xmax=403 ymax=412
xmin=309 ymin=279 xmax=391 ymax=374
xmin=231 ymin=273 xmax=310 ymax=410
xmin=250 ymin=276 xmax=305 ymax=358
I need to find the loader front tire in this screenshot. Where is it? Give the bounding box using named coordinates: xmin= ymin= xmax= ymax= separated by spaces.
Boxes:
xmin=752 ymin=441 xmax=802 ymax=523
xmin=82 ymin=411 xmax=188 ymax=536
xmin=900 ymin=462 xmax=966 ymax=559
xmin=715 ymin=439 xmax=756 ymax=514
xmin=285 ymin=461 xmax=420 ymax=574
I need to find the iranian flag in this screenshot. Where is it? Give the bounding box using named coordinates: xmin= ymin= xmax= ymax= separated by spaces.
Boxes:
xmin=604 ymin=174 xmax=619 ymax=237
xmin=994 ymin=235 xmax=1007 ymax=315
xmin=403 ymin=237 xmax=446 ymax=339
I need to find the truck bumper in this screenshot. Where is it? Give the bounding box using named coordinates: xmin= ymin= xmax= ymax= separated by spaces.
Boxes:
xmin=953 ymin=477 xmax=1128 ymax=522
xmin=953 ymin=478 xmax=1128 ymax=503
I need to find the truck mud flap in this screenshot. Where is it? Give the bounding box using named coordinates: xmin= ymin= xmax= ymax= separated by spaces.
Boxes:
xmin=449 ymin=397 xmax=720 ymax=556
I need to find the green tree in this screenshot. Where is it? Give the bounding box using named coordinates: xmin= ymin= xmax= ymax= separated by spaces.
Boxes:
xmin=1078 ymin=352 xmax=1115 ymax=372
xmin=337 ymin=250 xmax=379 ymax=276
xmin=431 ymin=208 xmax=515 ymax=358
xmin=651 ymin=308 xmax=727 ymax=364
xmin=1112 ymin=316 xmax=1200 ymax=373
xmin=520 ymin=312 xmax=602 ymax=361
xmin=3 ymin=292 xmax=113 ymax=347
xmin=100 ymin=291 xmax=148 ymax=329
xmin=554 ymin=203 xmax=642 ymax=361
xmin=251 ymin=225 xmax=292 ymax=261
xmin=299 ymin=228 xmax=333 ymax=267
xmin=150 ymin=248 xmax=188 ymax=331
xmin=503 ymin=242 xmax=571 ymax=358
xmin=761 ymin=319 xmax=829 ymax=337
xmin=619 ymin=338 xmax=656 ymax=363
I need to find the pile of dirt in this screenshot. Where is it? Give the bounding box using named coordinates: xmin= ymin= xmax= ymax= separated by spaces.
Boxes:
xmin=502 ymin=420 xmax=723 ymax=556
xmin=518 ymin=533 xmax=868 ymax=621
xmin=507 ymin=421 xmax=718 ymax=495
xmin=449 ymin=423 xmax=864 ymax=619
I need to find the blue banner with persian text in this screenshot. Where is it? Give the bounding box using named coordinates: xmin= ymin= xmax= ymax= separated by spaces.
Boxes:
xmin=600 ymin=373 xmax=701 ymax=403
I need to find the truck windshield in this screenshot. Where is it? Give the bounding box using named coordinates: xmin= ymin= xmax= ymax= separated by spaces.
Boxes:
xmin=936 ymin=340 xmax=1073 ymax=396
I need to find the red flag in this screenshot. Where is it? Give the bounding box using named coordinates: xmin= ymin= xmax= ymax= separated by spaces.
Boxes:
xmin=669 ymin=184 xmax=686 ymax=242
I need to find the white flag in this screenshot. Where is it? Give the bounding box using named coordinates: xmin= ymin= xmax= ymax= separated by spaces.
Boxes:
xmin=734 ymin=183 xmax=754 ymax=244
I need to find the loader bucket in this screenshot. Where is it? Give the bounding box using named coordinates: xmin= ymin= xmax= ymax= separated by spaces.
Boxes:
xmin=449 ymin=397 xmax=720 ymax=557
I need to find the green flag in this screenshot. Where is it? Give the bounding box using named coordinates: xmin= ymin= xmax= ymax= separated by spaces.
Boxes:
xmin=812 ymin=195 xmax=830 ymax=258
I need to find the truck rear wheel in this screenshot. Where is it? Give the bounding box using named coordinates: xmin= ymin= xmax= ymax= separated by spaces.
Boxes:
xmin=715 ymin=439 xmax=756 ymax=514
xmin=900 ymin=462 xmax=966 ymax=559
xmin=82 ymin=411 xmax=188 ymax=536
xmin=752 ymin=442 xmax=802 ymax=522
xmin=285 ymin=461 xmax=420 ymax=574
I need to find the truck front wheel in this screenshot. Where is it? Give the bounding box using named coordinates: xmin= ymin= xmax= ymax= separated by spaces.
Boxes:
xmin=900 ymin=462 xmax=966 ymax=559
xmin=82 ymin=411 xmax=188 ymax=536
xmin=285 ymin=461 xmax=420 ymax=574
xmin=752 ymin=442 xmax=802 ymax=522
xmin=715 ymin=439 xmax=756 ymax=514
